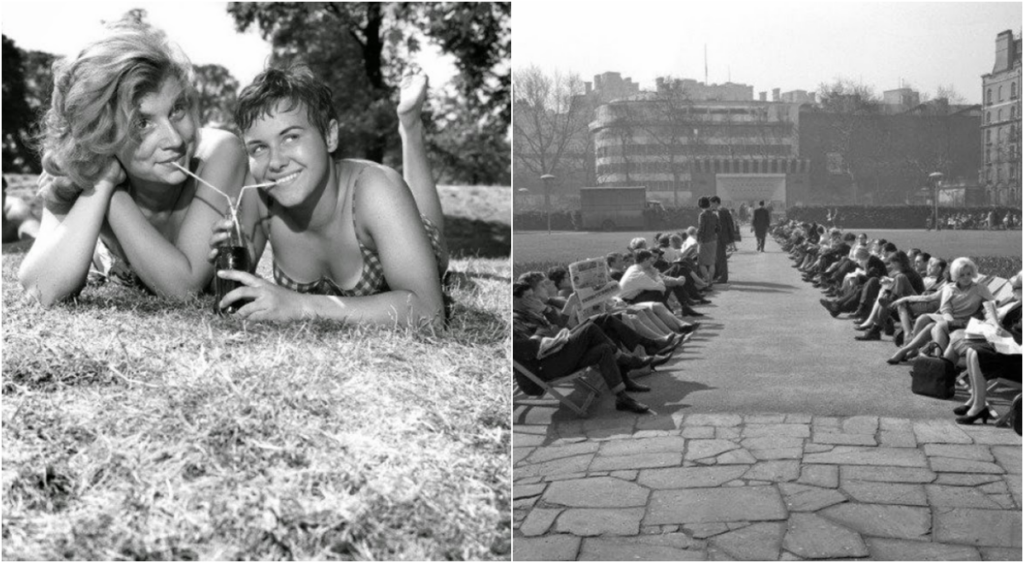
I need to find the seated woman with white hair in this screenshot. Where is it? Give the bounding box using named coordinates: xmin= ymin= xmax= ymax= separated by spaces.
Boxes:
xmin=888 ymin=257 xmax=995 ymax=364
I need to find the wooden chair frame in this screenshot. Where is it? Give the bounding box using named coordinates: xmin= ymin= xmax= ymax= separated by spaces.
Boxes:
xmin=512 ymin=361 xmax=603 ymax=417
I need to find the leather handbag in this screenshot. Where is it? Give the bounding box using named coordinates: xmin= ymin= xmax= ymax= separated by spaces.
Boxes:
xmin=910 ymin=356 xmax=956 ymax=399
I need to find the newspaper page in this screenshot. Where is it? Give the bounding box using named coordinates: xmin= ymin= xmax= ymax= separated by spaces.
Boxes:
xmin=569 ymin=258 xmax=620 ymax=321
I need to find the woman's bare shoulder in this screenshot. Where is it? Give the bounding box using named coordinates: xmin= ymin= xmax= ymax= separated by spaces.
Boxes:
xmin=194 ymin=128 xmax=245 ymax=161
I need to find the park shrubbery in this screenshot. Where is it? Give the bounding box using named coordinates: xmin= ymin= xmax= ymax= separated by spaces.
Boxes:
xmin=786 ymin=205 xmax=1022 ymax=230
xmin=514 ymin=206 xmax=702 ymax=232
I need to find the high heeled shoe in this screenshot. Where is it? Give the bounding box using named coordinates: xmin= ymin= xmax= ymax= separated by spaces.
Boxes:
xmin=953 ymin=404 xmax=971 ymax=416
xmin=956 ymin=409 xmax=991 ymax=425
xmin=886 ymin=352 xmax=906 ymax=365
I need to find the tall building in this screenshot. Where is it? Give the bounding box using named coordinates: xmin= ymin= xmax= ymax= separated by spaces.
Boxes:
xmin=589 ymin=94 xmax=809 ymax=208
xmin=981 ymin=30 xmax=1022 ymax=205
xmin=882 ymin=88 xmax=922 ymax=114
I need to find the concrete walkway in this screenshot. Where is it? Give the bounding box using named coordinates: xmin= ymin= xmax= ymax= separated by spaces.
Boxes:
xmin=512 ymin=236 xmax=1022 ymax=561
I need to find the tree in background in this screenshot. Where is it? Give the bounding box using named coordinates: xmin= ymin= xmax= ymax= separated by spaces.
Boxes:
xmin=194 ymin=64 xmax=240 ymax=131
xmin=512 ymin=66 xmax=591 ymax=183
xmin=228 ymin=2 xmax=510 ymax=185
xmin=816 ymin=79 xmax=884 ymax=204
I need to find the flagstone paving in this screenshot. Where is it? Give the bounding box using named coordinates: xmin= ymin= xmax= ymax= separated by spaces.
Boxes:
xmin=513 ymin=238 xmax=1022 ymax=560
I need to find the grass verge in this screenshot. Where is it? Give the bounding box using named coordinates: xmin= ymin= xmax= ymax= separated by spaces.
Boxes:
xmin=2 ymin=248 xmax=511 ymax=559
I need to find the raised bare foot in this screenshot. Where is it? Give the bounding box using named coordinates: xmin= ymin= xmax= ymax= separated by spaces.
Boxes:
xmin=397 ymin=73 xmax=428 ymax=129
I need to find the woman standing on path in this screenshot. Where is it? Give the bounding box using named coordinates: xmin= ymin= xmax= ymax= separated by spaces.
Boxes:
xmin=696 ymin=196 xmax=719 ymax=285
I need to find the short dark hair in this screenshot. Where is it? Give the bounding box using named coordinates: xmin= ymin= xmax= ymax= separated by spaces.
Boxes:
xmin=709 ymin=195 xmax=721 ymax=204
xmin=918 ymin=252 xmax=932 ymax=263
xmin=698 ymin=196 xmax=710 ymax=209
xmin=605 ymin=252 xmax=621 ymax=266
xmin=634 ymin=249 xmax=653 ymax=263
xmin=843 ymin=233 xmax=857 ymax=242
xmin=235 ymin=66 xmax=338 ymax=147
xmin=758 ymin=200 xmax=765 ymax=206
xmin=517 ymin=271 xmax=546 ymax=289
xmin=512 ymin=281 xmax=532 ymax=298
xmin=882 ymin=242 xmax=898 ymax=253
xmin=547 ymin=266 xmax=569 ymax=287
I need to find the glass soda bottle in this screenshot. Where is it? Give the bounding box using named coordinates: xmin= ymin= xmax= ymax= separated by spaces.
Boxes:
xmin=213 ymin=213 xmax=252 ymax=315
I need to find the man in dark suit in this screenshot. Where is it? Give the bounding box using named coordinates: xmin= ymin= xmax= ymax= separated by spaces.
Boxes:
xmin=711 ymin=196 xmax=734 ymax=283
xmin=751 ymin=200 xmax=771 ymax=252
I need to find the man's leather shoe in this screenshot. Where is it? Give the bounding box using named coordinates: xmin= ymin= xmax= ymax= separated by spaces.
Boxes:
xmin=855 ymin=327 xmax=882 ymax=341
xmin=682 ymin=307 xmax=705 ymax=318
xmin=615 ymin=395 xmax=650 ymax=413
xmin=623 ymin=377 xmax=651 ymax=393
xmin=649 ymin=353 xmax=673 ymax=368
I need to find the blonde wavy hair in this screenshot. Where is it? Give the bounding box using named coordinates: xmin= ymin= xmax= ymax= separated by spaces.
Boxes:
xmin=948 ymin=257 xmax=978 ymax=282
xmin=38 ymin=20 xmax=197 ymax=212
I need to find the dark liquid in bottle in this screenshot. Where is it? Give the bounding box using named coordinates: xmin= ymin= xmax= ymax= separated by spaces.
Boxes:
xmin=214 ymin=246 xmax=252 ymax=315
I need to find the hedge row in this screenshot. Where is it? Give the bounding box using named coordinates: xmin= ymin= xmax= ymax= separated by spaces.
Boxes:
xmin=785 ymin=205 xmax=1021 ymax=229
xmin=513 ymin=207 xmax=704 ymax=231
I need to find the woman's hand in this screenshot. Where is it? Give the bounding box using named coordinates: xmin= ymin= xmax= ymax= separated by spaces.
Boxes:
xmin=94 ymin=158 xmax=126 ymax=195
xmin=217 ymin=270 xmax=309 ymax=322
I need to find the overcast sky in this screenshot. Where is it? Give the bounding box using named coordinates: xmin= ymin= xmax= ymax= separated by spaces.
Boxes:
xmin=516 ymin=0 xmax=1021 ymax=104
xmin=0 ymin=1 xmax=456 ymax=90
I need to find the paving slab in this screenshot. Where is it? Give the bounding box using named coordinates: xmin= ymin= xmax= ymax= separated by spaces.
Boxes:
xmin=638 ymin=465 xmax=749 ymax=489
xmin=930 ymin=456 xmax=1006 ymax=474
xmin=840 ymin=465 xmax=937 ymax=483
xmin=923 ymin=444 xmax=995 ymax=462
xmin=516 ymin=454 xmax=594 ymax=479
xmin=782 ymin=512 xmax=868 ymax=559
xmin=520 ymin=508 xmax=561 ymax=537
xmin=913 ymin=420 xmax=974 ymax=444
xmin=934 ymin=473 xmax=1003 ymax=486
xmin=811 ymin=431 xmax=877 ymax=446
xmin=865 ymin=537 xmax=982 ymax=561
xmin=514 ymin=483 xmax=547 ymax=499
xmin=609 ymin=469 xmax=639 ymax=481
xmin=599 ymin=436 xmax=686 ymax=457
xmin=514 ymin=447 xmax=535 ymax=464
xmin=525 ymin=441 xmax=601 ymax=464
xmin=684 ymin=439 xmax=740 ymax=461
xmin=513 ymin=535 xmax=581 ymax=561
xmin=978 ymin=546 xmax=1024 ymax=560
xmin=880 ymin=417 xmax=913 ymax=432
xmin=926 ymin=484 xmax=1003 ymax=509
xmin=742 ymin=424 xmax=810 ymax=438
xmin=841 ymin=415 xmax=880 ymax=435
xmin=957 ymin=426 xmax=1023 ymax=446
xmin=590 ymin=452 xmax=682 ymax=471
xmin=578 ymin=537 xmax=706 ymax=561
xmin=841 ymin=480 xmax=928 ymax=506
xmin=714 ymin=449 xmax=758 ymax=465
xmin=819 ymin=503 xmax=931 ymax=540
xmin=1004 ymin=475 xmax=1022 ymax=507
xmin=715 ymin=427 xmax=741 ymax=440
xmin=745 ymin=414 xmax=787 ymax=424
xmin=555 ymin=508 xmax=645 ymax=536
xmin=685 ymin=522 xmax=731 ymax=539
xmin=991 ymin=446 xmax=1021 ymax=474
xmin=739 ymin=436 xmax=804 ymax=451
xmin=742 ymin=460 xmax=801 ymax=482
xmin=779 ymin=482 xmax=848 ymax=512
xmin=685 ymin=413 xmax=742 ymax=427
xmin=645 ymin=486 xmax=788 ymax=525
xmin=681 ymin=426 xmax=716 ymax=439
xmin=710 ymin=521 xmax=786 ymax=561
xmin=933 ymin=507 xmax=1023 ymax=547
xmin=797 ymin=464 xmax=839 ymax=488
xmin=804 ymin=446 xmax=928 ymax=467
xmin=543 ymin=476 xmax=650 ymax=508
xmin=879 ymin=431 xmax=919 ymax=448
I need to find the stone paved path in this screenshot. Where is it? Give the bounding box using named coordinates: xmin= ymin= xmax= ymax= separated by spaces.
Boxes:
xmin=513 ymin=237 xmax=1023 ymax=560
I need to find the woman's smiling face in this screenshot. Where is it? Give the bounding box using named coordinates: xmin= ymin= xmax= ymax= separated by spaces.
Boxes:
xmin=242 ymin=101 xmax=338 ymax=207
xmin=116 ymin=77 xmax=196 ymax=186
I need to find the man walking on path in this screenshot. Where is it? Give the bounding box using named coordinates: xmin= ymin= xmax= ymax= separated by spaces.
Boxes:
xmin=712 ymin=196 xmax=734 ymax=283
xmin=752 ymin=200 xmax=771 ymax=252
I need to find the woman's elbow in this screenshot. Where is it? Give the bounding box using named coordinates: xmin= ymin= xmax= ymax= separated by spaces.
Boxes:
xmin=18 ymin=267 xmax=75 ymax=308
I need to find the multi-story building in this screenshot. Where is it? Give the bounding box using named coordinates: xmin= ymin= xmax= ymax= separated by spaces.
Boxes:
xmin=882 ymin=87 xmax=922 ymax=113
xmin=981 ymin=30 xmax=1021 ymax=205
xmin=590 ymin=92 xmax=810 ymax=208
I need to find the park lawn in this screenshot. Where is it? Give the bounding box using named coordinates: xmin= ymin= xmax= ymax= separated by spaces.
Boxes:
xmin=1 ymin=184 xmax=512 ymax=560
xmin=512 ymin=229 xmax=1023 ymax=279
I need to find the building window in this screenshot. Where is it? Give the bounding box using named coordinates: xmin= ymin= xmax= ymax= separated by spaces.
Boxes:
xmin=999 ymin=85 xmax=1004 ymax=102
xmin=1013 ymin=82 xmax=1018 ymax=100
xmin=1013 ymin=106 xmax=1018 ymax=120
xmin=998 ymin=109 xmax=1003 ymax=122
xmin=988 ymin=89 xmax=993 ymax=105
xmin=987 ymin=129 xmax=992 ymax=143
xmin=987 ymin=111 xmax=992 ymax=124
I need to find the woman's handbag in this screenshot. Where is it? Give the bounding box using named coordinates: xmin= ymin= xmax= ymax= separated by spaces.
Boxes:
xmin=910 ymin=356 xmax=957 ymax=399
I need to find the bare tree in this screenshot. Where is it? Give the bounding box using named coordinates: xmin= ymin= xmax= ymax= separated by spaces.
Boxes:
xmin=512 ymin=66 xmax=592 ymax=180
xmin=816 ymin=79 xmax=884 ymax=204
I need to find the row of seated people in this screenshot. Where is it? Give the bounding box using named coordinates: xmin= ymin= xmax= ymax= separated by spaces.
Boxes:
xmin=512 ymin=231 xmax=718 ymax=415
xmin=774 ymin=220 xmax=1022 ymax=430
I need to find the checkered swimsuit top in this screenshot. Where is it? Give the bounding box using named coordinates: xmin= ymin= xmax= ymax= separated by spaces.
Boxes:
xmin=271 ymin=162 xmax=446 ymax=298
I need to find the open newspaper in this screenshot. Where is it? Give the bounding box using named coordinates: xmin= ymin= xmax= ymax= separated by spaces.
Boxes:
xmin=568 ymin=257 xmax=621 ymax=322
xmin=965 ymin=317 xmax=1022 ymax=355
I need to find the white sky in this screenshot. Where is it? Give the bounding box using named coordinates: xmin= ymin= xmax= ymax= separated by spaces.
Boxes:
xmin=0 ymin=0 xmax=456 ymax=90
xmin=515 ymin=0 xmax=1022 ymax=104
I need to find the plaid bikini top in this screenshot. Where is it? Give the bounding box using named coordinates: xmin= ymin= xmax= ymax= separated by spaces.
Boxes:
xmin=271 ymin=162 xmax=447 ymax=298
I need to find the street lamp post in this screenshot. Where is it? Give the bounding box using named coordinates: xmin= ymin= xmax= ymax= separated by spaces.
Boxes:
xmin=929 ymin=172 xmax=944 ymax=231
xmin=541 ymin=174 xmax=556 ymax=234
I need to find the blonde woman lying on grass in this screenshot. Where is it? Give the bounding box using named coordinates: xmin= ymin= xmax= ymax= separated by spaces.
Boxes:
xmin=208 ymin=67 xmax=449 ymax=328
xmin=19 ymin=20 xmax=248 ymax=305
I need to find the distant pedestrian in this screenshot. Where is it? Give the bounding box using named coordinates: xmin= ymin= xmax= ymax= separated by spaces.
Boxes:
xmin=711 ymin=196 xmax=734 ymax=283
xmin=751 ymin=200 xmax=771 ymax=252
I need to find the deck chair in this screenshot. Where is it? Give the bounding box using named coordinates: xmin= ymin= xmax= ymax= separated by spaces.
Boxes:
xmin=513 ymin=360 xmax=602 ymax=417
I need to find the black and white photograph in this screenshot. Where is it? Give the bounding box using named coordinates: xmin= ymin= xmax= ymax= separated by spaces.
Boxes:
xmin=2 ymin=1 xmax=510 ymax=559
xmin=512 ymin=1 xmax=1022 ymax=560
